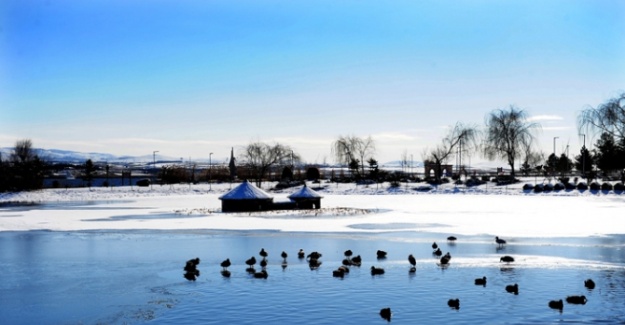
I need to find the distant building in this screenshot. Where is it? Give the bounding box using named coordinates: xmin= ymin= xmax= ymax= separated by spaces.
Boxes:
xmin=218 ymin=181 xmax=324 ymax=212
xmin=219 ymin=180 xmax=273 ymax=212
xmin=228 ymin=147 xmax=237 ymax=181
xmin=288 ymin=184 xmax=323 ymax=209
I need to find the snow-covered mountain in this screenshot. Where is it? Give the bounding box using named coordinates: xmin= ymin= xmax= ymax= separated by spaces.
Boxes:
xmin=0 ymin=148 xmax=186 ymax=164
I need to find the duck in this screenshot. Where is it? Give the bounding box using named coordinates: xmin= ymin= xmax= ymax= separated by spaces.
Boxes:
xmin=566 ymin=295 xmax=587 ymax=305
xmin=260 ymin=258 xmax=268 ymax=269
xmin=281 ymin=251 xmax=288 ymax=260
xmin=447 ymin=236 xmax=457 ymax=242
xmin=474 ymin=276 xmax=487 ymax=286
xmin=379 ymin=308 xmax=392 ymax=322
xmin=351 ymin=255 xmax=362 ymax=266
xmin=332 ymin=269 xmax=345 ymax=278
xmin=308 ymin=258 xmax=322 ymax=270
xmin=376 ymin=250 xmax=387 ymax=259
xmin=253 ymin=270 xmax=268 ymax=279
xmin=495 ymin=236 xmax=507 ymax=247
xmin=439 ymin=252 xmax=451 ymax=265
xmin=584 ymin=279 xmax=595 ymax=290
xmin=506 ymin=283 xmax=519 ymax=295
xmin=307 ymin=251 xmax=322 ymax=260
xmin=297 ymin=249 xmax=305 ymax=259
xmin=184 ymin=257 xmax=200 ymax=271
xmin=338 ymin=265 xmax=350 ymax=273
xmin=432 ymin=242 xmax=438 ymax=249
xmin=259 ymin=248 xmax=268 ymax=258
xmin=548 ymin=299 xmax=563 ymax=311
xmin=371 ymin=266 xmax=385 ymax=275
xmin=183 ymin=257 xmax=201 ymax=281
xmin=433 ymin=248 xmax=443 ymax=256
xmin=344 ymin=249 xmax=353 ymax=259
xmin=408 ymin=254 xmax=416 ymax=267
xmin=500 ymin=255 xmax=515 ymax=263
xmin=220 ymin=258 xmax=231 ymax=271
xmin=447 ymin=298 xmax=460 ymax=309
xmin=245 ymin=256 xmax=257 ymax=268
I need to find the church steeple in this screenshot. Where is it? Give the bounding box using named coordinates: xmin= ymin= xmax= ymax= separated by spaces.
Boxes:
xmin=228 ymin=147 xmax=237 ymax=180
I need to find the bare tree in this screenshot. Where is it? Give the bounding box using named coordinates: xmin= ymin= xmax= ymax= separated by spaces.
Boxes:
xmin=241 ymin=142 xmax=300 ymax=188
xmin=11 ymin=139 xmax=36 ymax=164
xmin=425 ymin=122 xmax=479 ymax=183
xmin=6 ymin=139 xmax=46 ymax=191
xmin=400 ymin=150 xmax=409 ymax=175
xmin=332 ymin=135 xmax=375 ymax=178
xmin=484 ymin=106 xmax=540 ymax=179
xmin=578 ymin=92 xmax=625 ymax=143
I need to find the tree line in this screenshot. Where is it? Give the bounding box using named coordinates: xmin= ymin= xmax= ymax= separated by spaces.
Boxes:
xmin=2 ymin=93 xmax=624 ymax=192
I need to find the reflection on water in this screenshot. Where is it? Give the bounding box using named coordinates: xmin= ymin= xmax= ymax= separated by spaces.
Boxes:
xmin=0 ymin=230 xmax=623 ymax=324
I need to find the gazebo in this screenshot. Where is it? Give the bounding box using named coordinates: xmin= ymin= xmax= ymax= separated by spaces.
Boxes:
xmin=219 ymin=180 xmax=274 ymax=212
xmin=288 ymin=184 xmax=323 ymax=209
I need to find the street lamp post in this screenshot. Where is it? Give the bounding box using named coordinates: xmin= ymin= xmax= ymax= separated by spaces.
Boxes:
xmin=209 ymin=152 xmax=213 ymax=191
xmin=580 ymin=134 xmax=586 ymax=178
xmin=553 ymin=137 xmax=559 ymax=157
xmin=152 ymin=150 xmax=159 ymax=189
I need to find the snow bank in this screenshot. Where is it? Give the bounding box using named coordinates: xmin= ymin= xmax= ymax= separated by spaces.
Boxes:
xmin=1 ymin=181 xmax=623 ymax=237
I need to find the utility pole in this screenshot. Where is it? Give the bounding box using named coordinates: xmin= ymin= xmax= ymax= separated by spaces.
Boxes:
xmin=152 ymin=150 xmax=159 ymax=190
xmin=580 ymin=134 xmax=586 ymax=179
xmin=209 ymin=152 xmax=213 ymax=191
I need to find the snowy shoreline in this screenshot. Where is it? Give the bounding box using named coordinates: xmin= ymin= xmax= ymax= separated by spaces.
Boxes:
xmin=1 ymin=181 xmax=623 ymax=237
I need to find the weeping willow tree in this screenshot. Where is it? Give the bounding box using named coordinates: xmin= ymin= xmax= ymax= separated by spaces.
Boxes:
xmin=332 ymin=135 xmax=375 ymax=179
xmin=578 ymin=92 xmax=625 ymax=146
xmin=483 ymin=106 xmax=541 ymax=179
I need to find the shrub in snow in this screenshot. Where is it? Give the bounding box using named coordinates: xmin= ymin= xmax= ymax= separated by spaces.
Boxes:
xmin=544 ymin=183 xmax=554 ymax=192
xmin=465 ymin=178 xmax=484 ymax=187
xmin=564 ymin=182 xmax=576 ymax=190
xmin=523 ymin=184 xmax=534 ymax=191
xmin=601 ymin=183 xmax=613 ymax=191
xmin=590 ymin=182 xmax=601 ymax=191
xmin=554 ymin=183 xmax=565 ymax=191
xmin=577 ymin=182 xmax=588 ymax=190
xmin=136 ymin=179 xmax=150 ymax=187
xmin=614 ymin=182 xmax=625 ymax=192
xmin=533 ymin=184 xmax=544 ymax=193
xmin=414 ymin=185 xmax=433 ymax=192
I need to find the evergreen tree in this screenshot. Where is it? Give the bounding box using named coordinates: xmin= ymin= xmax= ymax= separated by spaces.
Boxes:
xmin=594 ymin=132 xmax=623 ymax=176
xmin=556 ymin=153 xmax=573 ymax=175
xmin=367 ymin=158 xmax=379 ymax=180
xmin=545 ymin=153 xmax=558 ymax=175
xmin=574 ymin=147 xmax=594 ymax=178
xmin=84 ymin=159 xmax=95 ymax=187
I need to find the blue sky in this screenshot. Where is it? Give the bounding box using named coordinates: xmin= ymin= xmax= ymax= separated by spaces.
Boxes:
xmin=1 ymin=0 xmax=624 ymax=165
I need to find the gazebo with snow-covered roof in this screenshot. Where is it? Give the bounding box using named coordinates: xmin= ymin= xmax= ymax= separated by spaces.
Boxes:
xmin=288 ymin=184 xmax=323 ymax=209
xmin=219 ymin=180 xmax=274 ymax=212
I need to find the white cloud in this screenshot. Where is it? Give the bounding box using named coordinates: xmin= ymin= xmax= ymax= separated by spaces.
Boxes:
xmin=528 ymin=115 xmax=564 ymax=122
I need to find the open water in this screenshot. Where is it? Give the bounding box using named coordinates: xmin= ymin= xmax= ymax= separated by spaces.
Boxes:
xmin=1 ymin=228 xmax=624 ymax=324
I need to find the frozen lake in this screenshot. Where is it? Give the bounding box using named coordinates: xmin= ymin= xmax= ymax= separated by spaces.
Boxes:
xmin=1 ymin=229 xmax=624 ymax=324
xmin=1 ymin=184 xmax=624 ymax=323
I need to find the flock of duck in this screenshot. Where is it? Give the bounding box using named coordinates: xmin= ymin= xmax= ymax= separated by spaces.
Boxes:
xmin=183 ymin=235 xmax=594 ymax=322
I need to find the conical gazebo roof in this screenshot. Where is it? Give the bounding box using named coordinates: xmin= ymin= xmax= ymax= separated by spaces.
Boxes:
xmin=288 ymin=184 xmax=323 ymax=199
xmin=219 ymin=180 xmax=273 ymax=200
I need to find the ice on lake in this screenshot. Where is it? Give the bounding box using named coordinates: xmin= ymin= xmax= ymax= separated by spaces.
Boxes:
xmin=1 ymin=183 xmax=624 ymax=324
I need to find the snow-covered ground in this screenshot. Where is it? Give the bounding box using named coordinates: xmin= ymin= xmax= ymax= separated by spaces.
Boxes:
xmin=0 ymin=178 xmax=625 ymax=237
xmin=1 ymin=180 xmax=623 ymax=238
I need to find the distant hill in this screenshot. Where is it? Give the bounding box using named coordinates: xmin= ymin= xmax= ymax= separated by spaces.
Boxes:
xmin=0 ymin=148 xmax=190 ymax=164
